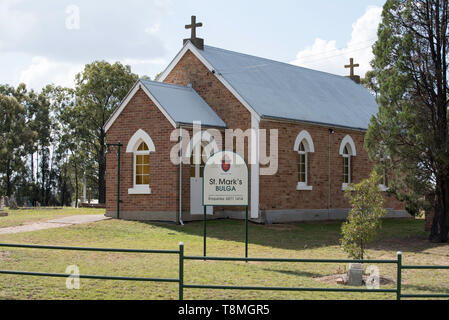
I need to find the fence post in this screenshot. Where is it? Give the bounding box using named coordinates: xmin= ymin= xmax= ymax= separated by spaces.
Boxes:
xmin=179 ymin=242 xmax=184 ymax=300
xmin=396 ymin=251 xmax=402 ymax=301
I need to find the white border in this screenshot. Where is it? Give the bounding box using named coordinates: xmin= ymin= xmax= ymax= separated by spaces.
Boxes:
xmin=339 ymin=135 xmax=357 ymax=156
xmin=126 ymin=129 xmax=156 ymax=153
xmin=293 ymin=130 xmax=315 ymax=153
xmin=294 ymin=130 xmax=314 ymax=191
xmin=340 ymin=135 xmax=355 ymax=189
xmin=126 ymin=129 xmax=156 ymax=195
xmin=251 ymin=113 xmax=260 ymax=219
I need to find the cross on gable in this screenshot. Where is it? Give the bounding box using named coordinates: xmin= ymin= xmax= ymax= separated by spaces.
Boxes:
xmin=185 ymin=16 xmax=203 ymax=40
xmin=183 ymin=15 xmax=204 ymax=50
xmin=345 ymin=58 xmax=360 ymax=77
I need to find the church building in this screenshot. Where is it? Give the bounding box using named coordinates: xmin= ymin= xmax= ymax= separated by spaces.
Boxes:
xmin=104 ymin=16 xmax=407 ymax=223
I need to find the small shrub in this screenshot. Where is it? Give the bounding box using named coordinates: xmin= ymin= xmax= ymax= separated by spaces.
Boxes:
xmin=340 ymin=172 xmax=386 ymax=260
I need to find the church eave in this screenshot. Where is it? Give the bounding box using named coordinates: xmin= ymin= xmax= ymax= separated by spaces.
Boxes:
xmin=260 ymin=115 xmax=368 ymax=132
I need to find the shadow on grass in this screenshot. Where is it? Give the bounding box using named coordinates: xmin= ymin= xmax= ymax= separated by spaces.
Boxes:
xmin=135 ymin=218 xmax=437 ymax=253
xmin=262 ymin=268 xmax=324 ymax=278
xmin=402 ymin=283 xmax=449 ymax=295
xmin=139 ymin=219 xmax=342 ymax=251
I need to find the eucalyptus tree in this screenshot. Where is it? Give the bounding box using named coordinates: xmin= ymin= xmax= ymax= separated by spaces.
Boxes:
xmin=74 ymin=61 xmax=138 ymax=203
xmin=365 ymin=0 xmax=449 ymax=242
xmin=0 ymin=94 xmax=36 ymax=197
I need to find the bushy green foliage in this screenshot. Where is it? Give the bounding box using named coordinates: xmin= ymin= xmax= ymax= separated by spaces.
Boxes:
xmin=73 ymin=61 xmax=138 ymax=203
xmin=364 ymin=0 xmax=449 ymax=242
xmin=341 ymin=172 xmax=386 ymax=260
xmin=0 ymin=93 xmax=36 ymax=198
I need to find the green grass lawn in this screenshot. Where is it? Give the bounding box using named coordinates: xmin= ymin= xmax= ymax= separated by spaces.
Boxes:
xmin=0 ymin=208 xmax=447 ymax=300
xmin=0 ymin=207 xmax=104 ymax=228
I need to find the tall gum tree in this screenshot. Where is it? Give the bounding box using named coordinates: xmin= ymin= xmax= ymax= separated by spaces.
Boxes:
xmin=0 ymin=94 xmax=36 ymax=197
xmin=365 ymin=0 xmax=449 ymax=242
xmin=74 ymin=61 xmax=138 ymax=204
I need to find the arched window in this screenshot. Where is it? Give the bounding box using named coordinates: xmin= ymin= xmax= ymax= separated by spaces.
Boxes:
xmin=339 ymin=135 xmax=356 ymax=190
xmin=294 ymin=130 xmax=314 ymax=190
xmin=298 ymin=142 xmax=307 ymax=184
xmin=135 ymin=142 xmax=150 ymax=185
xmin=342 ymin=145 xmax=351 ymax=184
xmin=126 ymin=129 xmax=155 ymax=194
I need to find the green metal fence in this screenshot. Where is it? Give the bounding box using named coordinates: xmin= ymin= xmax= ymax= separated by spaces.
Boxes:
xmin=0 ymin=243 xmax=184 ymax=300
xmin=0 ymin=243 xmax=448 ymax=300
xmin=399 ymin=251 xmax=449 ymax=299
xmin=182 ymin=255 xmax=399 ymax=298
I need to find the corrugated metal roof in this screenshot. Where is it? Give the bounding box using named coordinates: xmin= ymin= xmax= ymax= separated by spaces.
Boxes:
xmin=140 ymin=80 xmax=226 ymax=127
xmin=200 ymin=45 xmax=378 ymax=130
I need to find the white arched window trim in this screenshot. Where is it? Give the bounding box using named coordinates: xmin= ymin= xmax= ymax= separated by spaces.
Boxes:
xmin=126 ymin=129 xmax=155 ymax=195
xmin=294 ymin=130 xmax=315 ymax=191
xmin=339 ymin=135 xmax=357 ymax=156
xmin=339 ymin=135 xmax=356 ymax=191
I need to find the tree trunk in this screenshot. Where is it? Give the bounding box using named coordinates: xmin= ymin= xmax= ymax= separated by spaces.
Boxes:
xmin=430 ymin=197 xmax=440 ymax=240
xmin=30 ymin=153 xmax=34 ymax=183
xmin=74 ymin=161 xmax=79 ymax=208
xmin=431 ymin=176 xmax=449 ymax=242
xmin=6 ymin=159 xmax=12 ymax=197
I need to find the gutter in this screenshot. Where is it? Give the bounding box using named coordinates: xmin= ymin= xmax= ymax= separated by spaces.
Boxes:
xmin=261 ymin=115 xmax=368 ymax=133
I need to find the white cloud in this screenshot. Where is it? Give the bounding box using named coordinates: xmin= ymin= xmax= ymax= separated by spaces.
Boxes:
xmin=1 ymin=0 xmax=174 ymax=89
xmin=291 ymin=6 xmax=382 ymax=77
xmin=0 ymin=0 xmax=170 ymax=62
xmin=19 ymin=57 xmax=83 ymax=89
xmin=0 ymin=0 xmax=37 ymax=49
xmin=17 ymin=56 xmax=168 ymax=90
xmin=145 ymin=24 xmax=160 ymax=35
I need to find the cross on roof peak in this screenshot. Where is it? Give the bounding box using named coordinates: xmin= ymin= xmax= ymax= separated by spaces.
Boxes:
xmin=345 ymin=58 xmax=360 ymax=77
xmin=185 ymin=16 xmax=203 ymax=39
xmin=184 ymin=15 xmax=204 ymax=50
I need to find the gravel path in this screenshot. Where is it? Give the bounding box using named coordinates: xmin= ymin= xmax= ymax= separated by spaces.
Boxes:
xmin=0 ymin=215 xmax=110 ymax=235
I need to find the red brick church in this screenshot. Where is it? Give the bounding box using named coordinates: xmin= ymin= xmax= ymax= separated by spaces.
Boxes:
xmin=104 ymin=16 xmax=407 ymax=223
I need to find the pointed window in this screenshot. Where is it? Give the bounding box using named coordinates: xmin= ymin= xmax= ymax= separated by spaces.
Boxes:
xmin=339 ymin=135 xmax=356 ymax=190
xmin=135 ymin=142 xmax=150 ymax=186
xmin=343 ymin=145 xmax=351 ymax=184
xmin=298 ymin=142 xmax=307 ymax=184
xmin=294 ymin=130 xmax=314 ymax=191
xmin=126 ymin=129 xmax=155 ymax=195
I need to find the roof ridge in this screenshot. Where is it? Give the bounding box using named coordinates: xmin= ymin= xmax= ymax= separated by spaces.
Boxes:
xmin=203 ymin=45 xmax=351 ymax=80
xmin=140 ymin=79 xmax=192 ymax=91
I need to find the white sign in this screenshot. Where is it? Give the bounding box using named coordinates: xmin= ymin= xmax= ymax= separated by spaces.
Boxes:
xmin=203 ymin=151 xmax=249 ymax=206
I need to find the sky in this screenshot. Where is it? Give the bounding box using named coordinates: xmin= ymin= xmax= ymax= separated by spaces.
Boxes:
xmin=0 ymin=0 xmax=387 ymax=91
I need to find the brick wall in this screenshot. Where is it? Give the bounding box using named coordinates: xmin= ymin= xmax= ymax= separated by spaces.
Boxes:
xmin=164 ymin=50 xmax=253 ymax=214
xmin=105 ymin=48 xmax=405 ymax=221
xmin=163 ymin=49 xmax=403 ymax=213
xmin=164 ymin=51 xmax=252 ymax=131
xmin=259 ymin=120 xmax=403 ymax=211
xmin=106 ymin=88 xmax=179 ymax=215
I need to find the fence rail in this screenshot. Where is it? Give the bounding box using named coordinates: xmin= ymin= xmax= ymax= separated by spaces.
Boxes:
xmin=183 ymin=255 xmax=398 ymax=297
xmin=0 ymin=243 xmax=183 ymax=300
xmin=0 ymin=243 xmax=448 ymax=300
xmin=398 ymin=259 xmax=449 ymax=299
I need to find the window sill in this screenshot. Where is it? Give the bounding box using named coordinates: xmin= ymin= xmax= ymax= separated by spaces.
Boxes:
xmin=379 ymin=184 xmax=389 ymax=192
xmin=128 ymin=186 xmax=152 ymax=195
xmin=341 ymin=183 xmax=351 ymax=191
xmin=297 ymin=183 xmax=313 ymax=191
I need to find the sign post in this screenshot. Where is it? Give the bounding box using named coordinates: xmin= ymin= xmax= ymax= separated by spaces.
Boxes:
xmin=203 ymin=151 xmax=249 ymax=258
